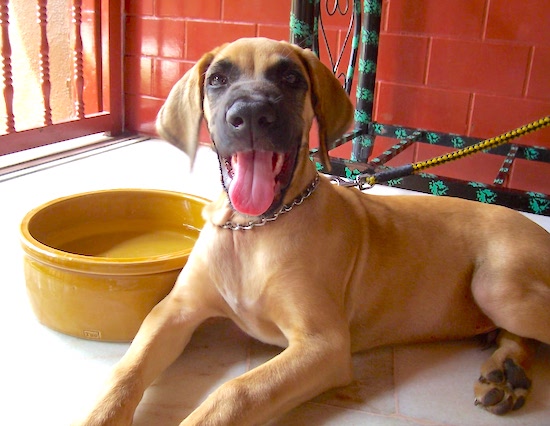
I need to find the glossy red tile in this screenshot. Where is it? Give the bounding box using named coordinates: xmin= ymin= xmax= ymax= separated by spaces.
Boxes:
xmin=508 ymin=159 xmax=550 ymax=194
xmin=224 ymin=0 xmax=291 ymax=24
xmin=381 ymin=0 xmax=391 ymax=31
xmin=125 ymin=95 xmax=164 ymax=135
xmin=125 ymin=16 xmax=145 ymax=56
xmin=375 ymin=83 xmax=471 ymax=135
xmin=125 ymin=18 xmax=186 ymax=60
xmin=158 ymin=19 xmax=187 ymax=59
xmin=257 ymin=25 xmax=290 ymax=42
xmin=371 ymin=135 xmax=416 ymax=167
xmin=329 ymin=143 xmax=351 ymax=160
xmin=186 ymin=21 xmax=256 ymax=60
xmin=125 ymin=0 xmax=153 ymax=16
xmin=486 ymin=0 xmax=550 ymax=45
xmin=152 ymin=60 xmax=193 ymax=99
xmin=386 ymin=0 xmax=485 ymax=38
xmin=414 ymin=143 xmax=503 ymax=186
xmin=428 ymin=39 xmax=530 ymax=96
xmin=156 ymin=1 xmax=222 ymax=20
xmin=125 ymin=17 xmax=162 ymax=57
xmin=124 ymin=56 xmax=152 ymax=96
xmin=122 ymin=0 xmax=548 ymax=194
xmin=377 ymin=33 xmax=429 ymax=84
xmin=527 ymin=46 xmax=550 ymax=101
xmin=470 ymin=95 xmax=550 ymax=147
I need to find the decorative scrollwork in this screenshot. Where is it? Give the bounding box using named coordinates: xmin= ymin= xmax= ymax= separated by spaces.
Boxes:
xmin=291 ymin=0 xmax=382 ymax=161
xmin=325 ymin=0 xmax=351 ymax=16
xmin=320 ymin=0 xmax=361 ymax=93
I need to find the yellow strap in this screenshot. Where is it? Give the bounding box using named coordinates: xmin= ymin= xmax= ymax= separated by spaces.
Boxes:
xmin=360 ymin=116 xmax=550 ymax=187
xmin=412 ymin=116 xmax=550 ymax=173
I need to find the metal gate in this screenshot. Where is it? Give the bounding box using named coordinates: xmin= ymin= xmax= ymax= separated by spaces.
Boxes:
xmin=290 ymin=0 xmax=550 ymax=216
xmin=0 ymin=0 xmax=123 ymax=156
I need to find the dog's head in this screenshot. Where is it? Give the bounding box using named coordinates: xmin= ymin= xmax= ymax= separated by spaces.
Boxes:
xmin=157 ymin=37 xmax=353 ymax=217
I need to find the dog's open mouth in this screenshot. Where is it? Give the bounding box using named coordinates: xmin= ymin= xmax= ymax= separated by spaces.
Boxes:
xmin=220 ymin=149 xmax=297 ymax=217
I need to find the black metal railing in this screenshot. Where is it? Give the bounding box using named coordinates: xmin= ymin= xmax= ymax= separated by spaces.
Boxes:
xmin=289 ymin=0 xmax=550 ymax=216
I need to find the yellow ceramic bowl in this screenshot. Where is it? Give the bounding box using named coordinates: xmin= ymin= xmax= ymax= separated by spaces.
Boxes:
xmin=20 ymin=189 xmax=208 ymax=342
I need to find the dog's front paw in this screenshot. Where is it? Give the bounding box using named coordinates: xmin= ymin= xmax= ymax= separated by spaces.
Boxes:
xmin=474 ymin=358 xmax=532 ymax=415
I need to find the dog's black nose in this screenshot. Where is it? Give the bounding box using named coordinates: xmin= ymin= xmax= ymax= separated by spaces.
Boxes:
xmin=226 ymin=100 xmax=276 ymax=136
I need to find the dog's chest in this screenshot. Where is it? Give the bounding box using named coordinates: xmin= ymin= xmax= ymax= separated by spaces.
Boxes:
xmin=204 ymin=229 xmax=287 ymax=345
xmin=216 ymin=271 xmax=285 ymax=346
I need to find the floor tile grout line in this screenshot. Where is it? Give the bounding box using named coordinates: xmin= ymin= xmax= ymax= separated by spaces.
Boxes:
xmin=305 ymin=400 xmax=446 ymax=425
xmin=392 ymin=346 xmax=400 ymax=415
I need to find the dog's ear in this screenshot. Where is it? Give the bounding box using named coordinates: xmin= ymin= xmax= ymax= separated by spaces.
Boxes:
xmin=156 ymin=47 xmax=223 ymax=164
xmin=293 ymin=46 xmax=354 ymax=171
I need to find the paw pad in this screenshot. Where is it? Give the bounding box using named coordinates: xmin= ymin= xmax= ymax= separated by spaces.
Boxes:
xmin=503 ymin=358 xmax=532 ymax=390
xmin=474 ymin=358 xmax=531 ymax=415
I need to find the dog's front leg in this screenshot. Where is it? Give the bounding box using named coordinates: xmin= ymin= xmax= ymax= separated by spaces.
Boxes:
xmin=181 ymin=327 xmax=353 ymax=426
xmin=74 ymin=270 xmax=219 ymax=426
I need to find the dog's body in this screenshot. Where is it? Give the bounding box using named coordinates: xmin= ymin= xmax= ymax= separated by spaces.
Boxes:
xmin=77 ymin=38 xmax=550 ymax=425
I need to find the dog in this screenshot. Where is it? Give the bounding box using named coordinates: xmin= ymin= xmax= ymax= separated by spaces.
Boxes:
xmin=76 ymin=37 xmax=550 ymax=425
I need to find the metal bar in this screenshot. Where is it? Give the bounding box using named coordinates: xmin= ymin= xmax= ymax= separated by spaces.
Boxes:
xmin=344 ymin=0 xmax=362 ymax=94
xmin=93 ymin=0 xmax=103 ymax=111
xmin=324 ymin=0 xmax=351 ymax=78
xmin=351 ymin=0 xmax=382 ymax=162
xmin=37 ymin=0 xmax=53 ymax=126
xmin=0 ymin=0 xmax=123 ymax=153
xmin=371 ymin=122 xmax=550 ymax=163
xmin=329 ymin=128 xmax=368 ymax=150
xmin=72 ymin=0 xmax=85 ymax=118
xmin=290 ymin=0 xmax=319 ymax=54
xmin=293 ymin=0 xmax=549 ymax=215
xmin=367 ymin=131 xmax=421 ymax=167
xmin=0 ymin=113 xmax=115 ymax=155
xmin=106 ymin=0 xmax=123 ymax=134
xmin=320 ymin=0 xmax=361 ymax=93
xmin=493 ymin=144 xmax=518 ymax=187
xmin=317 ymin=10 xmax=334 ymax=68
xmin=0 ymin=0 xmax=15 ymax=133
xmin=373 ymin=122 xmax=479 ymax=148
xmin=319 ymin=156 xmax=550 ymax=216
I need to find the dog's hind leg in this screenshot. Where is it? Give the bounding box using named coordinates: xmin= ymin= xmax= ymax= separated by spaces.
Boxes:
xmin=474 ymin=330 xmax=538 ymax=414
xmin=471 ymin=240 xmax=550 ymax=415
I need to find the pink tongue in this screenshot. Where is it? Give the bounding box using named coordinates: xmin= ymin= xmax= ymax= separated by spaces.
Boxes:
xmin=228 ymin=151 xmax=276 ymax=216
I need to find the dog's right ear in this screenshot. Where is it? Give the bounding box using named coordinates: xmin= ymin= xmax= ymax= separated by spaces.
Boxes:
xmin=156 ymin=48 xmax=222 ymax=165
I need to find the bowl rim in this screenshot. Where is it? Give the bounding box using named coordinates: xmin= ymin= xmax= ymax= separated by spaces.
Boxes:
xmin=20 ymin=188 xmax=209 ymax=275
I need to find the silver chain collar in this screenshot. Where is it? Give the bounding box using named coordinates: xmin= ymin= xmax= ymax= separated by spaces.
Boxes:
xmin=218 ymin=174 xmax=320 ymax=231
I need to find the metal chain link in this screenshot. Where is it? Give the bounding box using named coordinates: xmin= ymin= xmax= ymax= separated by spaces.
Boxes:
xmin=219 ymin=174 xmax=320 ymax=231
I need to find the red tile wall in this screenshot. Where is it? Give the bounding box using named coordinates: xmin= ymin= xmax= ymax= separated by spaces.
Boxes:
xmin=378 ymin=0 xmax=550 ymax=146
xmin=124 ymin=0 xmax=550 ymax=191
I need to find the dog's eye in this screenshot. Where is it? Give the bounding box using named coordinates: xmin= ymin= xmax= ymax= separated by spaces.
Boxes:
xmin=282 ymin=70 xmax=301 ymax=86
xmin=208 ymin=73 xmax=228 ymax=87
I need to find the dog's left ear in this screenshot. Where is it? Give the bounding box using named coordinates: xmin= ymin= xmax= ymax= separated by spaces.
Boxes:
xmin=156 ymin=46 xmax=224 ymax=165
xmin=292 ymin=46 xmax=354 ymax=170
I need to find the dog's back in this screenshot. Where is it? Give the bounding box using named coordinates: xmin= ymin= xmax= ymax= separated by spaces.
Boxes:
xmin=328 ymin=185 xmax=550 ymax=351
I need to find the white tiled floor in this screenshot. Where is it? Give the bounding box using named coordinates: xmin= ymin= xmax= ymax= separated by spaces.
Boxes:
xmin=1 ymin=139 xmax=549 ymax=425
